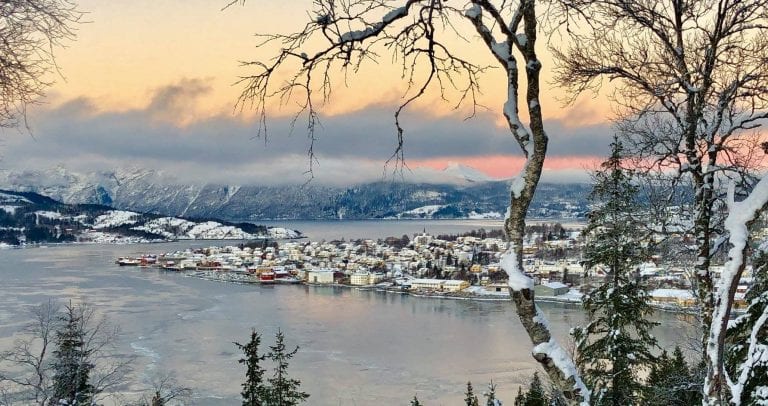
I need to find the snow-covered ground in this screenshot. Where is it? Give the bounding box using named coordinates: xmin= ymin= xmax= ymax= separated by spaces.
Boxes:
xmin=0 ymin=192 xmax=31 ymax=203
xmin=93 ymin=210 xmax=139 ymax=229
xmin=399 ymin=205 xmax=444 ymax=218
xmin=537 ymin=289 xmax=584 ymax=303
xmin=34 ymin=211 xmax=64 ymax=220
xmin=78 ymin=231 xmax=158 ymax=244
xmin=467 ymin=211 xmax=503 ymax=219
xmin=132 ymin=218 xmax=255 ymax=240
xmin=268 ymin=227 xmax=301 ymax=239
xmin=185 ymin=221 xmax=252 ymax=240
xmin=464 ymin=285 xmax=510 ymax=296
xmin=71 ymin=210 xmax=273 ymax=241
xmin=0 ymin=205 xmax=19 ymax=214
xmin=410 ymin=190 xmax=444 ymax=201
xmin=1 ymin=196 xmax=303 ymax=245
xmin=649 ymin=288 xmax=695 ymax=300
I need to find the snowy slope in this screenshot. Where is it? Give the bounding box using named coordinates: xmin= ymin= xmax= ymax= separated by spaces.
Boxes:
xmin=0 ymin=189 xmax=303 ymax=246
xmin=132 ymin=218 xmax=256 ymax=240
xmin=93 ymin=210 xmax=139 ymax=229
xmin=1 ymin=165 xmax=591 ymax=220
xmin=399 ymin=205 xmax=445 ymax=218
xmin=441 ymin=163 xmax=494 ymax=183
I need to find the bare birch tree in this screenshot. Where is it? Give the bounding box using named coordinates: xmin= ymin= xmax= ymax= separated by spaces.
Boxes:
xmin=0 ymin=301 xmax=59 ymax=405
xmin=551 ymin=1 xmax=768 ymax=402
xmin=0 ymin=0 xmax=82 ymax=129
xmin=128 ymin=372 xmax=192 ymax=406
xmin=0 ymin=301 xmax=131 ymax=405
xmin=232 ymin=0 xmax=588 ymax=402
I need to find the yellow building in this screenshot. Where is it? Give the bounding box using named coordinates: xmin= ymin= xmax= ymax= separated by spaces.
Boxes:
xmin=409 ymin=279 xmax=469 ymax=292
xmin=351 ymin=272 xmax=371 ymax=286
xmin=649 ymin=289 xmax=696 ymax=307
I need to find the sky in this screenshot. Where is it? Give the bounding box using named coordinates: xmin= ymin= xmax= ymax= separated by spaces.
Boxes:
xmin=0 ymin=0 xmax=616 ymax=186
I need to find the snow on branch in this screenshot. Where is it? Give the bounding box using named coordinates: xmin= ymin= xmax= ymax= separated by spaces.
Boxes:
xmin=238 ymin=0 xmax=585 ymax=402
xmin=706 ymin=177 xmax=768 ymax=403
xmin=501 ymin=249 xmax=533 ymax=290
xmin=501 ymin=246 xmax=590 ymax=405
xmin=532 ymin=338 xmax=590 ymax=402
xmin=728 ymin=305 xmax=768 ymax=401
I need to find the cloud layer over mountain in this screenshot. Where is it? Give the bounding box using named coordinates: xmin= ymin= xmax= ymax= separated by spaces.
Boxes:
xmin=2 ymin=79 xmax=611 ymax=185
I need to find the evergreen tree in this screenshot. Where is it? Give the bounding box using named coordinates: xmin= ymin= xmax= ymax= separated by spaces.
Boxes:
xmin=484 ymin=380 xmax=501 ymax=406
xmin=513 ymin=373 xmax=549 ymax=406
xmin=725 ymin=250 xmax=768 ymax=404
xmin=236 ymin=329 xmax=268 ymax=405
xmin=50 ymin=303 xmax=96 ymax=406
xmin=410 ymin=395 xmax=422 ymax=406
xmin=573 ymin=137 xmax=658 ymax=405
xmin=263 ymin=330 xmax=309 ymax=406
xmin=644 ymin=346 xmax=700 ymax=405
xmin=515 ymin=387 xmax=524 ymax=406
xmin=465 ymin=381 xmax=480 ymax=406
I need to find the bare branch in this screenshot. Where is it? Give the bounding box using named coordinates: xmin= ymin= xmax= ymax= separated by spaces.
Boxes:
xmin=550 ymin=2 xmax=768 ymax=401
xmin=0 ymin=0 xmax=83 ymax=130
xmin=233 ymin=0 xmax=589 ymax=402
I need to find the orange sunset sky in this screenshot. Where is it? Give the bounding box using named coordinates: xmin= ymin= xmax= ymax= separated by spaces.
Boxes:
xmin=3 ymin=0 xmax=616 ymax=185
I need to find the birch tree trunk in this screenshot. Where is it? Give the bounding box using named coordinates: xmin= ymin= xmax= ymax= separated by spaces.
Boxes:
xmin=233 ymin=0 xmax=590 ymax=402
xmin=703 ymin=179 xmax=768 ymax=405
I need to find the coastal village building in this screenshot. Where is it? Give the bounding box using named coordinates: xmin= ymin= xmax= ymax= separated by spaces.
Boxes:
xmin=410 ymin=279 xmax=469 ymax=292
xmin=306 ymin=269 xmax=335 ymax=284
xmin=442 ymin=280 xmax=470 ymax=292
xmin=534 ymin=281 xmax=569 ymax=296
xmin=350 ymin=272 xmax=385 ymax=286
xmin=649 ymin=288 xmax=696 ymax=307
xmin=485 ymin=283 xmax=510 ymax=294
xmin=350 ymin=272 xmax=370 ymax=285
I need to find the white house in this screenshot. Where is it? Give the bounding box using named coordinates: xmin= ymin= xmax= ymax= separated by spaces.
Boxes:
xmin=306 ymin=269 xmax=335 ymax=284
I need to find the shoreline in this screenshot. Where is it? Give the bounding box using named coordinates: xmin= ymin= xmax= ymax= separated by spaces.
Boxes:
xmin=0 ymin=236 xmax=305 ymax=250
xmin=165 ymin=267 xmax=709 ymax=315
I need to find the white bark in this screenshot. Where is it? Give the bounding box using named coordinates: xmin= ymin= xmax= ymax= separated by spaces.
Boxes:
xmin=704 ymin=178 xmax=768 ymax=405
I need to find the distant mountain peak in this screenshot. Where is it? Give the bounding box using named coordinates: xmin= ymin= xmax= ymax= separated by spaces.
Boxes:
xmin=441 ymin=163 xmax=493 ymax=183
xmin=0 ymin=164 xmax=590 ymax=221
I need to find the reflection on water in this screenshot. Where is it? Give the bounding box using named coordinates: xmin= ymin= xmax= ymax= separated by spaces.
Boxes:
xmin=0 ymin=241 xmax=695 ymax=405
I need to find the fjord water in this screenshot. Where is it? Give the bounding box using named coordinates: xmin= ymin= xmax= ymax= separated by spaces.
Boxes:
xmin=0 ymin=222 xmax=694 ymax=405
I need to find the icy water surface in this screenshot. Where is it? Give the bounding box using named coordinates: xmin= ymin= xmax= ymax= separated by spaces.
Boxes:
xmin=0 ymin=239 xmax=695 ymax=405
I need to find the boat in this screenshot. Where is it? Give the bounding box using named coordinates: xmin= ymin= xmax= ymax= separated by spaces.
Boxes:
xmin=272 ymin=268 xmax=301 ymax=284
xmin=259 ymin=271 xmax=276 ymax=284
xmin=140 ymin=255 xmax=157 ymax=267
xmin=275 ymin=276 xmax=302 ymax=284
xmin=161 ymin=261 xmax=182 ymax=271
xmin=116 ymin=257 xmax=140 ymax=266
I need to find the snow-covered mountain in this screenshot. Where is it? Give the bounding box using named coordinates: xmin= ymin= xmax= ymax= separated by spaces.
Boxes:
xmin=0 ymin=166 xmax=590 ymax=221
xmin=440 ymin=163 xmax=494 ymax=183
xmin=0 ymin=190 xmax=301 ymax=246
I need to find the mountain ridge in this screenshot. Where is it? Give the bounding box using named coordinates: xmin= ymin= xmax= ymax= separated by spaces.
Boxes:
xmin=0 ymin=167 xmax=590 ymax=221
xmin=0 ymin=189 xmax=300 ymax=246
